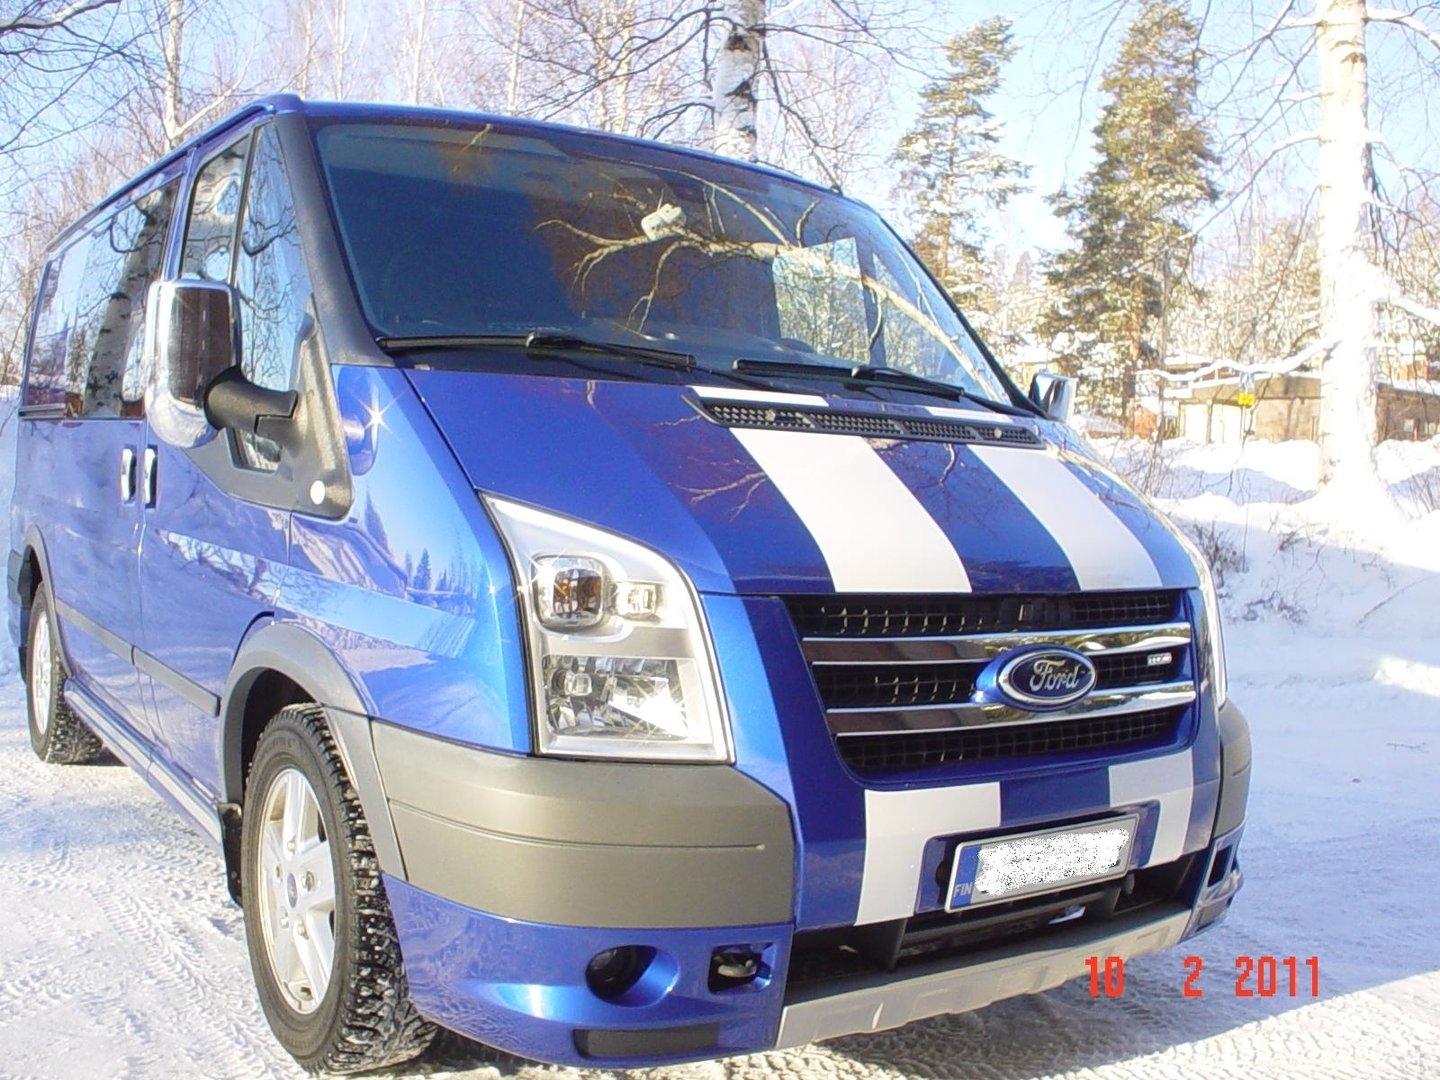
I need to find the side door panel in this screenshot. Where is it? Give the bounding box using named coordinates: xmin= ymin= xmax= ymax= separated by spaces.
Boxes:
xmin=138 ymin=444 xmax=289 ymax=792
xmin=34 ymin=418 xmax=146 ymax=725
xmin=138 ymin=122 xmax=315 ymax=793
xmin=20 ymin=180 xmax=180 ymax=738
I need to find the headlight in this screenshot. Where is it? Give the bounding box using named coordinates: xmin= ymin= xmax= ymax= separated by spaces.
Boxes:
xmin=485 ymin=496 xmax=732 ymax=762
xmin=1175 ymin=530 xmax=1229 ymax=708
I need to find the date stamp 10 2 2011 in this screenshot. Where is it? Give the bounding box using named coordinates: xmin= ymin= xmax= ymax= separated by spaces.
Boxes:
xmin=1083 ymin=955 xmax=1321 ymax=999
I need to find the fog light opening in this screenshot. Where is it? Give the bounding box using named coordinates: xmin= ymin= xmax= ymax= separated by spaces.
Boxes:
xmin=585 ymin=945 xmax=656 ymax=1002
xmin=708 ymin=946 xmax=769 ymax=992
xmin=1207 ymin=847 xmax=1234 ymax=887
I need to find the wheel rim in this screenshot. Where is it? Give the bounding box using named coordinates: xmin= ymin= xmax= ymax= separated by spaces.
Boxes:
xmin=31 ymin=613 xmax=53 ymax=737
xmin=256 ymin=767 xmax=337 ymax=1015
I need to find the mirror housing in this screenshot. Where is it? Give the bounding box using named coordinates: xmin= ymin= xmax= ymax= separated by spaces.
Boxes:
xmin=204 ymin=367 xmax=300 ymax=449
xmin=1029 ymin=371 xmax=1077 ymax=425
xmin=145 ymin=280 xmax=239 ymax=449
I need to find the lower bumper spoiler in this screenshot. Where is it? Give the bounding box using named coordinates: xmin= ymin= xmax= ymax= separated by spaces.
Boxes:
xmin=776 ymin=903 xmax=1190 ymax=1048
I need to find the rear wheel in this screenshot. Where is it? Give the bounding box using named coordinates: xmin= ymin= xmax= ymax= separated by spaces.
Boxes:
xmin=25 ymin=590 xmax=102 ymax=765
xmin=241 ymin=704 xmax=435 ymax=1073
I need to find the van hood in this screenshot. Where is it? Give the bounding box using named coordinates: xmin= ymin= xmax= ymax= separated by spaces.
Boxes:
xmin=404 ymin=369 xmax=1199 ymax=596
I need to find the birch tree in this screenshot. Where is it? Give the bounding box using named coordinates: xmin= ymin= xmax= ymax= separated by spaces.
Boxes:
xmin=468 ymin=0 xmax=923 ymax=185
xmin=1039 ymin=0 xmax=1440 ymax=491
xmin=0 ymin=1 xmax=145 ymax=193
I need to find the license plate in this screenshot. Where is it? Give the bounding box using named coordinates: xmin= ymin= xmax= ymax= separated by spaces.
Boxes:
xmin=947 ymin=816 xmax=1138 ymax=911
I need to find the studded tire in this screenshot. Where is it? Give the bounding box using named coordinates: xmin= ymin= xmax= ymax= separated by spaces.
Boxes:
xmin=240 ymin=704 xmax=435 ymax=1073
xmin=25 ymin=589 xmax=103 ymax=765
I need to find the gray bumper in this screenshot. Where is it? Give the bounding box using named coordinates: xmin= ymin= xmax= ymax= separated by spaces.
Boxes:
xmin=1215 ymin=700 xmax=1251 ymax=837
xmin=777 ymin=904 xmax=1191 ymax=1048
xmin=368 ymin=721 xmax=796 ymax=929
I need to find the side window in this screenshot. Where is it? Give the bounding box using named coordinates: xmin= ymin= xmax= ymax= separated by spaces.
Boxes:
xmin=232 ymin=124 xmax=312 ymax=472
xmin=181 ymin=136 xmax=250 ymax=281
xmin=23 ymin=183 xmax=177 ymax=418
xmin=24 ymin=258 xmax=72 ymax=410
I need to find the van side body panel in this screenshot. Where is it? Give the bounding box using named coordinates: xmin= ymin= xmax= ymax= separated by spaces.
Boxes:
xmin=280 ymin=365 xmax=531 ymax=752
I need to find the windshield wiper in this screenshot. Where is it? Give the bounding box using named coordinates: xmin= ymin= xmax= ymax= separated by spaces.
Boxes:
xmin=376 ymin=331 xmax=696 ymax=371
xmin=731 ymin=357 xmax=1034 ymax=416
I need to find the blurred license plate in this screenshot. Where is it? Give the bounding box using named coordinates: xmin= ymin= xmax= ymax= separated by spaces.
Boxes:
xmin=947 ymin=816 xmax=1137 ymax=911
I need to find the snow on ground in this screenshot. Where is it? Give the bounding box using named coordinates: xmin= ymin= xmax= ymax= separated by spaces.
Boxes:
xmin=2 ymin=405 xmax=1439 ymax=1079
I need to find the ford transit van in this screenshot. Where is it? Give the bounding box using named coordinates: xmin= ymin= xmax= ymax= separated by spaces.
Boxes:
xmin=9 ymin=95 xmax=1248 ymax=1072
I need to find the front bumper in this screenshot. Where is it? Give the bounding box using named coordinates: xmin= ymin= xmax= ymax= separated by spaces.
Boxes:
xmin=368 ymin=709 xmax=1248 ymax=1067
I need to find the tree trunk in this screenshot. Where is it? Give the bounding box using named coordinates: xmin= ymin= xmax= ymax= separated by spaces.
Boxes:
xmin=506 ymin=0 xmax=527 ymax=113
xmin=161 ymin=0 xmax=183 ymax=149
xmin=406 ymin=0 xmax=429 ymax=105
xmin=712 ymin=0 xmax=764 ymax=160
xmin=1315 ymin=0 xmax=1380 ymax=490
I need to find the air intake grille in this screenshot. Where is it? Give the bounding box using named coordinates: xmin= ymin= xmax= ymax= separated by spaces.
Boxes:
xmin=698 ymin=401 xmax=1043 ymax=447
xmin=838 ymin=709 xmax=1179 ymax=773
xmin=786 ymin=591 xmax=1180 ymax=639
xmin=784 ymin=590 xmax=1194 ymax=776
xmin=814 ymin=651 xmax=1183 ymax=711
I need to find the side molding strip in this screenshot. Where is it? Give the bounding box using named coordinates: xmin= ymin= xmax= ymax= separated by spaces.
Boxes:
xmin=54 ymin=597 xmax=220 ymax=716
xmin=54 ymin=598 xmax=131 ymax=661
xmin=135 ymin=648 xmax=221 ymax=716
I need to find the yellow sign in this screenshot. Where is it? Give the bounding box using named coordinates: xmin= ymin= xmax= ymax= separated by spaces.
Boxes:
xmin=1236 ymin=391 xmax=1256 ymax=408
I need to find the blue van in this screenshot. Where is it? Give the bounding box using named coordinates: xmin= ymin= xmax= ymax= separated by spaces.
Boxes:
xmin=9 ymin=95 xmax=1248 ymax=1072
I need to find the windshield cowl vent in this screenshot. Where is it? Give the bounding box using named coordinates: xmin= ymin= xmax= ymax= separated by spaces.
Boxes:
xmin=695 ymin=400 xmax=1043 ymax=448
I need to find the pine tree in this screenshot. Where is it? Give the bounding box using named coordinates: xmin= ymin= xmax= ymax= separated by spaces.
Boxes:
xmin=1043 ymin=0 xmax=1217 ymax=423
xmin=891 ymin=18 xmax=1027 ymax=315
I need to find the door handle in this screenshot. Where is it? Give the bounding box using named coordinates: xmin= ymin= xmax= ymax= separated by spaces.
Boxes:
xmin=142 ymin=447 xmax=157 ymax=507
xmin=120 ymin=447 xmax=137 ymax=502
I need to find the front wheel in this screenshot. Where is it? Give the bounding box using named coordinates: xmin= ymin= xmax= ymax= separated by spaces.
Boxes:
xmin=25 ymin=589 xmax=102 ymax=765
xmin=241 ymin=704 xmax=435 ymax=1073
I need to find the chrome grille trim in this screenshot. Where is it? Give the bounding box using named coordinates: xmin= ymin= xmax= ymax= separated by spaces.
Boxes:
xmin=802 ymin=623 xmax=1192 ymax=666
xmin=828 ymin=680 xmax=1198 ymax=736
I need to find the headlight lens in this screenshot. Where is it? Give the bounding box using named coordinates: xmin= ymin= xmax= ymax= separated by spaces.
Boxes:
xmin=1176 ymin=531 xmax=1229 ymax=708
xmin=485 ymin=496 xmax=732 ymax=762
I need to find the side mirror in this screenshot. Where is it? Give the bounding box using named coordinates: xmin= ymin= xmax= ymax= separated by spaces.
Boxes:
xmin=204 ymin=367 xmax=300 ymax=450
xmin=145 ymin=279 xmax=239 ymax=448
xmin=1029 ymin=371 xmax=1077 ymax=425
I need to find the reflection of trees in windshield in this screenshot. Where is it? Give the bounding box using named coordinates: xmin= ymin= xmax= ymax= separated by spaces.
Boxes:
xmin=533 ymin=165 xmax=993 ymax=392
xmin=316 ymin=122 xmax=1005 ymax=401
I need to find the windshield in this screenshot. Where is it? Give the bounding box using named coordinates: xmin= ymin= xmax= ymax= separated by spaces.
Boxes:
xmin=312 ymin=118 xmax=1011 ymax=402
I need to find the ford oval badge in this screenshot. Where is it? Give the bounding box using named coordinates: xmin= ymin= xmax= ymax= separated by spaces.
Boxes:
xmin=975 ymin=646 xmax=1097 ymax=711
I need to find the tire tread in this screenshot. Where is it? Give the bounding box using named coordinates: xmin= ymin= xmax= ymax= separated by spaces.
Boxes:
xmin=245 ymin=704 xmax=435 ymax=1074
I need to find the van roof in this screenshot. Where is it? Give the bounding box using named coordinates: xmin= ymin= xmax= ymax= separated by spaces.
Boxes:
xmin=52 ymin=94 xmax=835 ymax=256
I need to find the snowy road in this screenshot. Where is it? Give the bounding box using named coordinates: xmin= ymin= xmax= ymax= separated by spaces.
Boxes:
xmin=3 ymin=439 xmax=1439 ymax=1079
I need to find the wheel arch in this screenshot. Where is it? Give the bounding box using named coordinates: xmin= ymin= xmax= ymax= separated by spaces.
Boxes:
xmin=16 ymin=527 xmax=56 ymax=677
xmin=220 ymin=621 xmax=402 ymax=901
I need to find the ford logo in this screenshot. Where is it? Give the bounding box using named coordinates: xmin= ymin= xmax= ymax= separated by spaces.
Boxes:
xmin=975 ymin=646 xmax=1097 ymax=711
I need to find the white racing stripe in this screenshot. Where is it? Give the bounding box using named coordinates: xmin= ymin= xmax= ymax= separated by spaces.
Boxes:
xmin=732 ymin=428 xmax=972 ymax=592
xmin=690 ymin=385 xmax=829 ymax=407
xmin=971 ymin=445 xmax=1162 ymax=590
xmin=857 ymin=783 xmax=1002 ymax=925
xmin=1108 ymin=749 xmax=1195 ymax=866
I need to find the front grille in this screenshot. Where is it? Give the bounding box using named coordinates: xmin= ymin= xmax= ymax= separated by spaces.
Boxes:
xmin=784 ymin=591 xmax=1193 ymax=776
xmin=786 ymin=590 xmax=1180 ymax=639
xmin=698 ymin=401 xmax=1044 ymax=448
xmin=837 ymin=709 xmax=1180 ymax=772
xmin=813 ymin=651 xmax=1182 ymax=711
